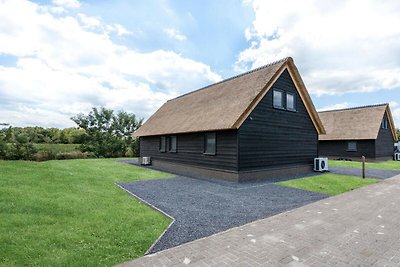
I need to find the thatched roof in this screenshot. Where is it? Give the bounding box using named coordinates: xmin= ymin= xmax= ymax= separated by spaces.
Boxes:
xmin=134 ymin=57 xmax=325 ymax=137
xmin=318 ymin=104 xmax=397 ymax=141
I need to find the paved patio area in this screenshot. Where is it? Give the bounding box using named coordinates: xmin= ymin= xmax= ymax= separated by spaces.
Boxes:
xmin=118 ymin=175 xmax=327 ymax=253
xmin=118 ymin=174 xmax=400 ymax=266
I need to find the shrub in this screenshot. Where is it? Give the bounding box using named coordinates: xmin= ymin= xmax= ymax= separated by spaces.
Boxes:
xmin=55 ymin=151 xmax=95 ymax=160
xmin=32 ymin=151 xmax=57 ymax=161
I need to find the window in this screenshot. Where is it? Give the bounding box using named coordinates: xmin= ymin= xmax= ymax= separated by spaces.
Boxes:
xmin=273 ymin=90 xmax=283 ymax=109
xmin=381 ymin=118 xmax=388 ymax=129
xmin=286 ymin=92 xmax=296 ymax=111
xmin=347 ymin=141 xmax=357 ymax=152
xmin=159 ymin=136 xmax=166 ymax=152
xmin=204 ymin=132 xmax=216 ymax=155
xmin=169 ymin=136 xmax=177 ymax=152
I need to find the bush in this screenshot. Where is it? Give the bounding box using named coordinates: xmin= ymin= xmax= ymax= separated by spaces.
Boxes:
xmin=32 ymin=151 xmax=57 ymax=161
xmin=55 ymin=151 xmax=95 ymax=160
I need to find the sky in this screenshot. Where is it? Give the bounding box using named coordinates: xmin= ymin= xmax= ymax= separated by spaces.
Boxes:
xmin=1 ymin=0 xmax=400 ymax=128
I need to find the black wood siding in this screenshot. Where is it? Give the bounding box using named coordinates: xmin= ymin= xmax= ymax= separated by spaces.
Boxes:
xmin=375 ymin=113 xmax=395 ymax=158
xmin=139 ymin=130 xmax=238 ymax=171
xmin=238 ymin=69 xmax=318 ymax=171
xmin=318 ymin=140 xmax=375 ymax=159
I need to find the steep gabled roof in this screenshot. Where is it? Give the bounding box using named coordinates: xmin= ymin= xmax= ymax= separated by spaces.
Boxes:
xmin=318 ymin=104 xmax=397 ymax=141
xmin=134 ymin=57 xmax=325 ymax=137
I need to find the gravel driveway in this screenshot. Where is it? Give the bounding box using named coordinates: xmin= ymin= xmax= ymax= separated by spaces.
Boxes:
xmin=329 ymin=166 xmax=400 ymax=179
xmin=118 ymin=175 xmax=328 ymax=253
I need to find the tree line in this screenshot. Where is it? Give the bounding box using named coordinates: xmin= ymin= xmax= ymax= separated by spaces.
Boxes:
xmin=0 ymin=107 xmax=142 ymax=160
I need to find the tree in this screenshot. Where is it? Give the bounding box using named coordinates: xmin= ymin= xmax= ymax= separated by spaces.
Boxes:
xmin=71 ymin=107 xmax=142 ymax=157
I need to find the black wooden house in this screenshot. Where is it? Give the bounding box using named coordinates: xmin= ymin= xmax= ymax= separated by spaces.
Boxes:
xmin=134 ymin=57 xmax=325 ymax=181
xmin=318 ymin=104 xmax=397 ymax=160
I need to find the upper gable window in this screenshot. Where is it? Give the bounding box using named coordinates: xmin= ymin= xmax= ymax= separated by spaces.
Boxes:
xmin=273 ymin=90 xmax=284 ymax=109
xmin=286 ymin=93 xmax=296 ymax=111
xmin=381 ymin=118 xmax=388 ymax=129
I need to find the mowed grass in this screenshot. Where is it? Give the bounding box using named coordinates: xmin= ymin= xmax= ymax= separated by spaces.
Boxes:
xmin=330 ymin=159 xmax=400 ymax=170
xmin=0 ymin=159 xmax=172 ymax=266
xmin=34 ymin=143 xmax=80 ymax=153
xmin=276 ymin=174 xmax=379 ymax=195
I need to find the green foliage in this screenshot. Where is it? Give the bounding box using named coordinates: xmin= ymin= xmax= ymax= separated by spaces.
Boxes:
xmin=397 ymin=128 xmax=400 ymax=141
xmin=0 ymin=127 xmax=38 ymax=160
xmin=0 ymin=158 xmax=172 ymax=266
xmin=71 ymin=107 xmax=142 ymax=158
xmin=0 ymin=126 xmax=87 ymax=144
xmin=0 ymin=133 xmax=7 ymax=158
xmin=276 ymin=174 xmax=379 ymax=195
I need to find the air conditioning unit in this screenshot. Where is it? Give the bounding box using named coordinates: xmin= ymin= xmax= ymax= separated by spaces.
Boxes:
xmin=394 ymin=153 xmax=400 ymax=161
xmin=314 ymin=157 xmax=328 ymax=172
xmin=141 ymin=157 xmax=151 ymax=165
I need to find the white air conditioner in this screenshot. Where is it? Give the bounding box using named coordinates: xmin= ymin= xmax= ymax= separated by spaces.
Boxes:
xmin=394 ymin=153 xmax=400 ymax=161
xmin=314 ymin=157 xmax=328 ymax=172
xmin=141 ymin=156 xmax=151 ymax=165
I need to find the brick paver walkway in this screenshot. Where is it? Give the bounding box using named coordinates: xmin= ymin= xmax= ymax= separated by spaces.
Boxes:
xmin=118 ymin=174 xmax=400 ymax=266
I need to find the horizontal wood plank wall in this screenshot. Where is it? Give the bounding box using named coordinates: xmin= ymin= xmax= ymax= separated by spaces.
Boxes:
xmin=238 ymin=69 xmax=318 ymax=171
xmin=318 ymin=140 xmax=375 ymax=158
xmin=375 ymin=113 xmax=395 ymax=158
xmin=139 ymin=130 xmax=238 ymax=171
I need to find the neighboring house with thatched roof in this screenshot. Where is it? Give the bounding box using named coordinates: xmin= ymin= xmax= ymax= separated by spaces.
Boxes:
xmin=318 ymin=104 xmax=397 ymax=160
xmin=134 ymin=57 xmax=325 ymax=181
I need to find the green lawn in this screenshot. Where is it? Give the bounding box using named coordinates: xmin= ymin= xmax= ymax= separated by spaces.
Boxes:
xmin=276 ymin=174 xmax=379 ymax=195
xmin=34 ymin=143 xmax=80 ymax=153
xmin=0 ymin=159 xmax=172 ymax=266
xmin=329 ymin=159 xmax=400 ymax=170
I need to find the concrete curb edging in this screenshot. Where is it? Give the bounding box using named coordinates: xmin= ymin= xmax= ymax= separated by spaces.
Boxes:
xmin=114 ymin=183 xmax=176 ymax=255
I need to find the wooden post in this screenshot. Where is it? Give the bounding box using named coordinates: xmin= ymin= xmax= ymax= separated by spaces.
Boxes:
xmin=362 ymin=156 xmax=365 ymax=179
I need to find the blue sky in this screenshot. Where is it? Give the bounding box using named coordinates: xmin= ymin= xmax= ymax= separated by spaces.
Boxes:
xmin=1 ymin=0 xmax=400 ymax=128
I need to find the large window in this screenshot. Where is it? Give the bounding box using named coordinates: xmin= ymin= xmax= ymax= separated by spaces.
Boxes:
xmin=204 ymin=132 xmax=216 ymax=155
xmin=347 ymin=141 xmax=357 ymax=152
xmin=286 ymin=92 xmax=296 ymax=111
xmin=159 ymin=136 xmax=166 ymax=152
xmin=169 ymin=136 xmax=177 ymax=152
xmin=273 ymin=89 xmax=296 ymax=111
xmin=273 ymin=90 xmax=283 ymax=109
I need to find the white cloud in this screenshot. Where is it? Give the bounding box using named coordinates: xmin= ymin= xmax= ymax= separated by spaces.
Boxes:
xmin=317 ymin=103 xmax=351 ymax=112
xmin=112 ymin=24 xmax=132 ymax=36
xmin=238 ymin=0 xmax=400 ymax=96
xmin=52 ymin=0 xmax=81 ymax=9
xmin=0 ymin=0 xmax=220 ymax=127
xmin=164 ymin=28 xmax=187 ymax=41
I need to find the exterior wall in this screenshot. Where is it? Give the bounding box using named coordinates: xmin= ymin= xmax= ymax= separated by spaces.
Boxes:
xmin=318 ymin=140 xmax=375 ymax=159
xmin=238 ymin=69 xmax=318 ymax=171
xmin=375 ymin=113 xmax=395 ymax=158
xmin=139 ymin=130 xmax=238 ymax=171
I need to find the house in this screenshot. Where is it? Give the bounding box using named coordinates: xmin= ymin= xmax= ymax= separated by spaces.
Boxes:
xmin=134 ymin=57 xmax=325 ymax=181
xmin=318 ymin=104 xmax=398 ymax=160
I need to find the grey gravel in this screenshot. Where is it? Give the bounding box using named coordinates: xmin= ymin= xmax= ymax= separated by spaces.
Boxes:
xmin=118 ymin=173 xmax=328 ymax=254
xmin=329 ymin=166 xmax=400 ymax=179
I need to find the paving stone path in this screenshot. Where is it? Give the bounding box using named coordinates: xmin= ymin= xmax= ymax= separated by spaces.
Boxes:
xmin=118 ymin=174 xmax=400 ymax=266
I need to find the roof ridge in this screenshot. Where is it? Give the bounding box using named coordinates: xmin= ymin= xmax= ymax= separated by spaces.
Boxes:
xmin=318 ymin=103 xmax=388 ymax=113
xmin=168 ymin=57 xmax=291 ymax=101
